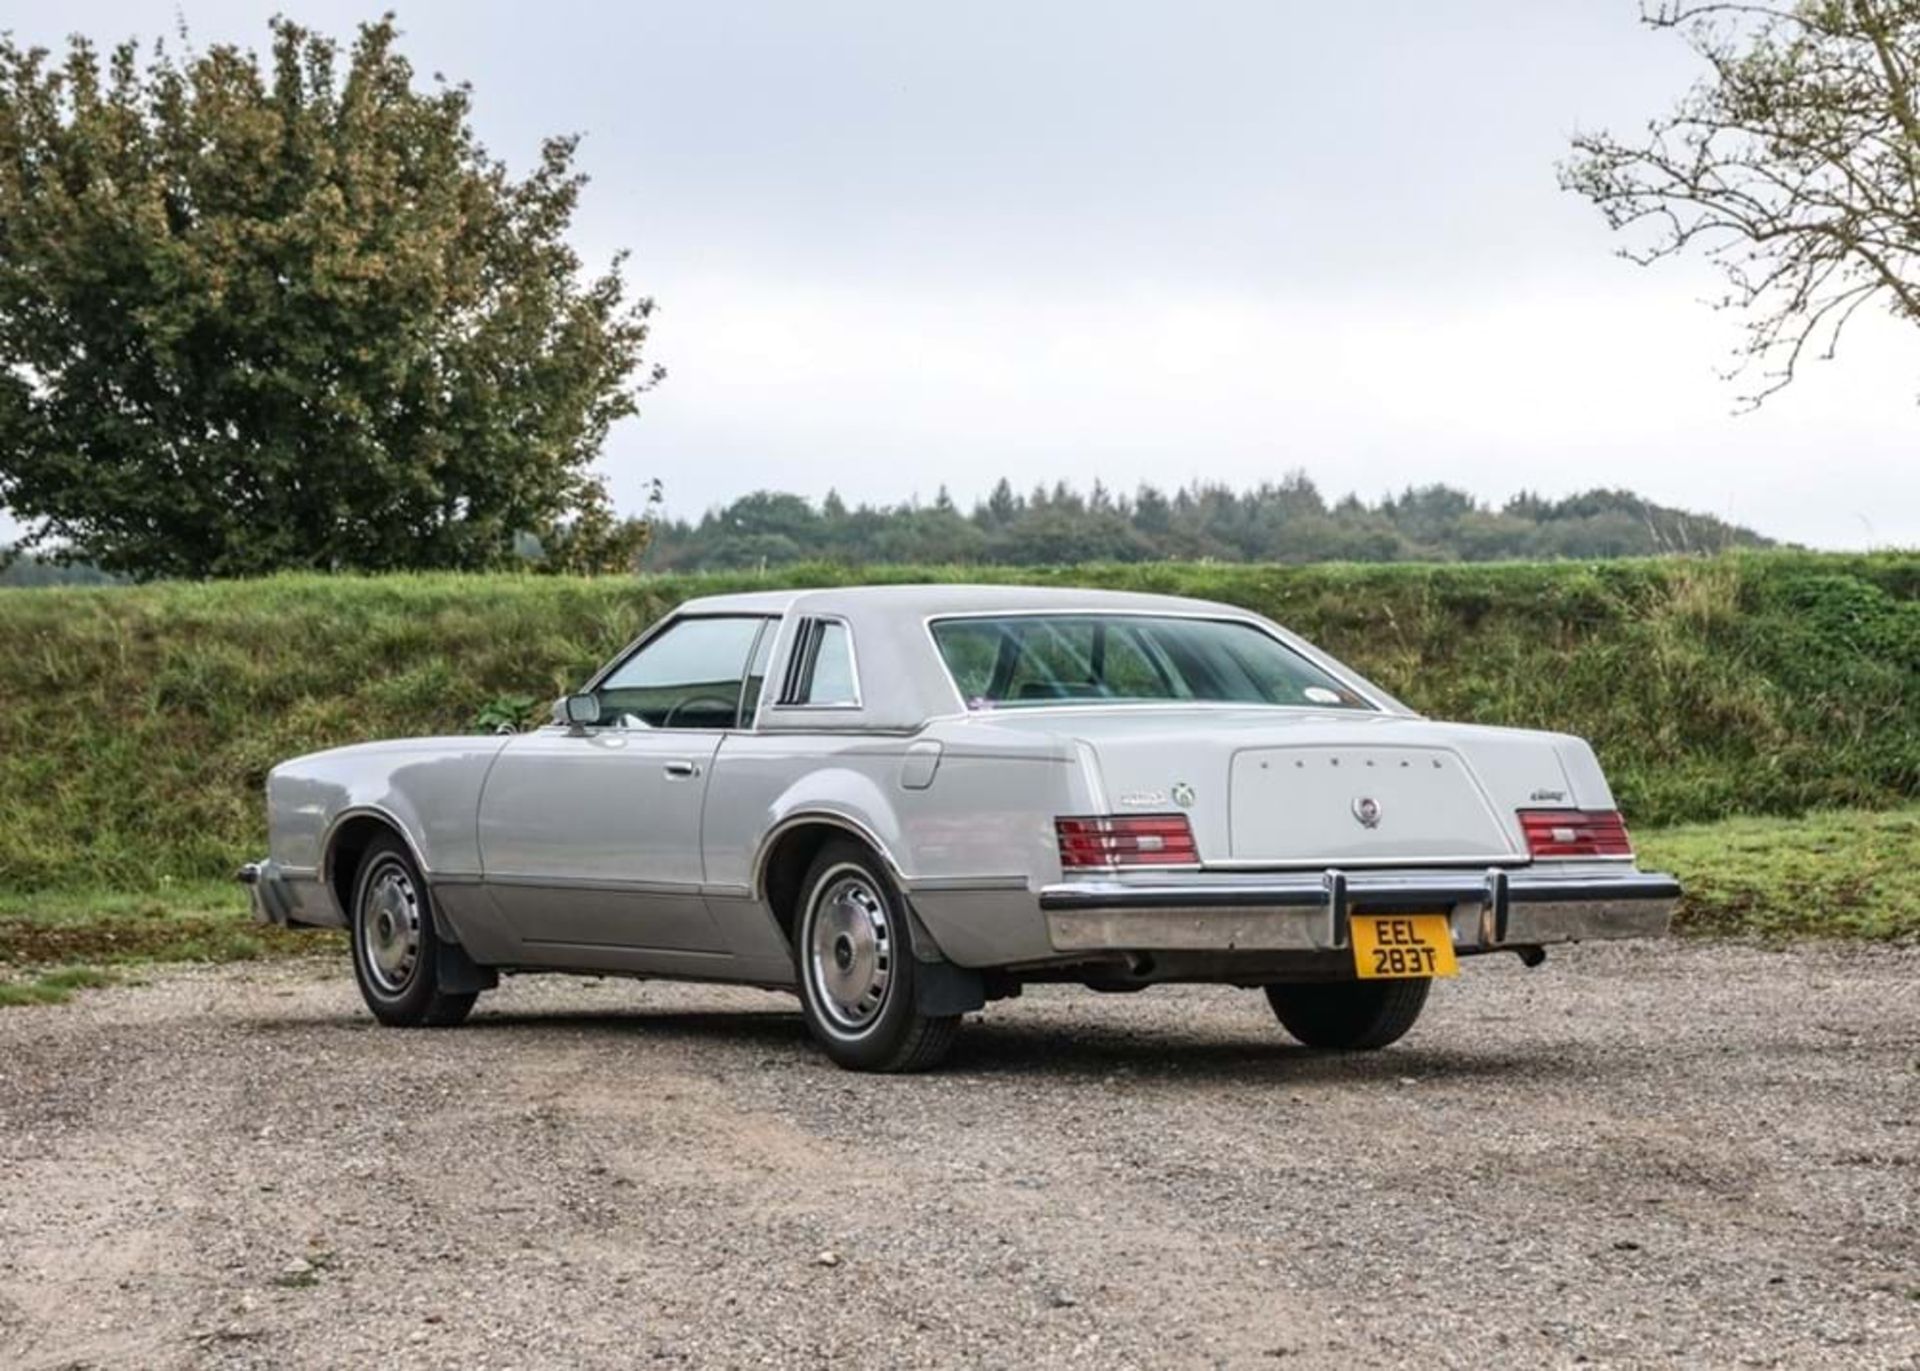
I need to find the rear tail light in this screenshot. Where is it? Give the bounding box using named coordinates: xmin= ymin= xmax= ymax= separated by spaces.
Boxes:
xmin=1056 ymin=814 xmax=1199 ymax=869
xmin=1518 ymin=808 xmax=1634 ymax=858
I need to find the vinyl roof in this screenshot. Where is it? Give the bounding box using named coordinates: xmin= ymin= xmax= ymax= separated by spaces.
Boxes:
xmin=676 ymin=582 xmax=1254 ymax=621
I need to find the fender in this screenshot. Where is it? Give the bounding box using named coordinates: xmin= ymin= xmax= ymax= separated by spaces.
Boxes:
xmin=747 ymin=765 xmax=915 ymax=902
xmin=749 ymin=802 xmax=984 ymax=1015
xmin=321 ymin=802 xmax=436 ymax=890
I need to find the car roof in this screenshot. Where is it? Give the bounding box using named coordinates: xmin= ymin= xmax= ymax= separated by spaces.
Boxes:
xmin=612 ymin=582 xmax=1404 ymax=730
xmin=673 ymin=582 xmax=1255 ymax=621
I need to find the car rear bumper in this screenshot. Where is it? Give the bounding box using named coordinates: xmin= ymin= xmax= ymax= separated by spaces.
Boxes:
xmin=1037 ymin=866 xmax=1679 ymax=953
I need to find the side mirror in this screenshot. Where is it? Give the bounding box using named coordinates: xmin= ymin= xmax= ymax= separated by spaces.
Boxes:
xmin=559 ymin=693 xmax=601 ymax=732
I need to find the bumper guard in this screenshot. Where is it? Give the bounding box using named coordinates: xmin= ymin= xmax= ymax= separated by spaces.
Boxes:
xmin=236 ymin=858 xmax=297 ymax=926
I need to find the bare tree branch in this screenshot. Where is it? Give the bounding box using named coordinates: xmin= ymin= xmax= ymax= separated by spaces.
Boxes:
xmin=1561 ymin=0 xmax=1920 ymax=405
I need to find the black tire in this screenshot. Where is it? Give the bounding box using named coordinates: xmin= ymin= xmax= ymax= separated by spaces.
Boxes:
xmin=1264 ymin=978 xmax=1430 ymax=1050
xmin=793 ymin=840 xmax=959 ymax=1072
xmin=349 ymin=835 xmax=478 ymax=1028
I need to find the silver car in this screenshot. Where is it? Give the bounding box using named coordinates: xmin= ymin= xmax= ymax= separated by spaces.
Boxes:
xmin=242 ymin=584 xmax=1678 ymax=1071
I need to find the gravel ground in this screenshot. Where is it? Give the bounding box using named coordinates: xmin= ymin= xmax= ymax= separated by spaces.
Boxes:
xmin=0 ymin=940 xmax=1915 ymax=1370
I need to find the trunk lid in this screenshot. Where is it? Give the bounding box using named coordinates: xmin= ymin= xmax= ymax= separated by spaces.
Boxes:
xmin=967 ymin=706 xmax=1602 ymax=867
xmin=1225 ymin=742 xmax=1507 ymax=862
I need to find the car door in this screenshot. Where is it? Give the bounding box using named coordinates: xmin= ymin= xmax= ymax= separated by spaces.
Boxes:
xmin=477 ymin=614 xmax=775 ymax=962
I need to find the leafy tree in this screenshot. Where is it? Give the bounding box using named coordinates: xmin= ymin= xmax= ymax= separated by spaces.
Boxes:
xmin=870 ymin=505 xmax=987 ymax=563
xmin=714 ymin=491 xmax=821 ymax=541
xmin=0 ymin=16 xmax=659 ymax=578
xmin=1561 ymin=1 xmax=1920 ymax=405
xmin=979 ymin=478 xmax=1020 ymax=529
xmin=1132 ymin=484 xmax=1171 ymax=537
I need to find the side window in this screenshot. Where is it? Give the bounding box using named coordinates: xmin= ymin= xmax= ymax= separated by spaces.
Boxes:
xmin=777 ymin=618 xmax=860 ymax=707
xmin=593 ymin=617 xmax=765 ymax=729
xmin=805 ymin=623 xmax=858 ymax=704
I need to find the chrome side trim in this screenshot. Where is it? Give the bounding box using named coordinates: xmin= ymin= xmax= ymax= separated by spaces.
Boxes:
xmin=1196 ymin=853 xmax=1544 ymax=871
xmin=519 ymin=939 xmax=733 ymax=959
xmin=748 ymin=811 xmax=909 ymax=902
xmin=322 ymin=804 xmax=435 ymax=885
xmin=904 ymin=874 xmax=1031 ymax=893
xmin=483 ymin=873 xmax=701 ymax=894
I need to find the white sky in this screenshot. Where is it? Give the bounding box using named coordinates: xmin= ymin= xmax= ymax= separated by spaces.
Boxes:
xmin=10 ymin=0 xmax=1918 ymax=549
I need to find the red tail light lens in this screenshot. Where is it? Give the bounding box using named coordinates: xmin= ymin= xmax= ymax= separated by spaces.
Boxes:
xmin=1518 ymin=808 xmax=1634 ymax=858
xmin=1056 ymin=814 xmax=1199 ymax=869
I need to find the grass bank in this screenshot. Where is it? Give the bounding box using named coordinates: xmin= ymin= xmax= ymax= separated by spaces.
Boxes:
xmin=0 ymin=880 xmax=324 ymax=1004
xmin=0 ymin=550 xmax=1912 ymax=892
xmin=1637 ymin=808 xmax=1920 ymax=941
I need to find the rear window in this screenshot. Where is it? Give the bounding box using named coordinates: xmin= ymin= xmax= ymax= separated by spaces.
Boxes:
xmin=930 ymin=614 xmax=1373 ymax=711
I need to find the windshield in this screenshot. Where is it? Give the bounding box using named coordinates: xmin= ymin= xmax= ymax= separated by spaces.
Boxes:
xmin=930 ymin=614 xmax=1374 ymax=711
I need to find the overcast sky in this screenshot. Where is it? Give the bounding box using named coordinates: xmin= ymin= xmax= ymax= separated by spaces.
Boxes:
xmin=15 ymin=1 xmax=1919 ymax=548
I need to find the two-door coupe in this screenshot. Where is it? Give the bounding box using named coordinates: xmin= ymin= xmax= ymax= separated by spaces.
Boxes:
xmin=241 ymin=585 xmax=1678 ymax=1071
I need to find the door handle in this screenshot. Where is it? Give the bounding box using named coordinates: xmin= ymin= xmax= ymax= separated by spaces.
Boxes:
xmin=663 ymin=760 xmax=701 ymax=779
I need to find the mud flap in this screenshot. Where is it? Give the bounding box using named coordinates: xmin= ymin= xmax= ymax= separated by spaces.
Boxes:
xmin=435 ymin=937 xmax=499 ymax=995
xmin=904 ymin=900 xmax=985 ymax=1016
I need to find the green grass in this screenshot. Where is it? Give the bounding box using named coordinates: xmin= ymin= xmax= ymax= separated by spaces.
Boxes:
xmin=0 ymin=550 xmax=1912 ymax=891
xmin=0 ymin=965 xmax=118 ymax=1007
xmin=0 ymin=879 xmax=333 ymax=1009
xmin=0 ymin=881 xmax=327 ymax=967
xmin=1641 ymin=807 xmax=1920 ymax=941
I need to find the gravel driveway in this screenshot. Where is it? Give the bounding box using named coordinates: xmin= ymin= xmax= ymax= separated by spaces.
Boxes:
xmin=0 ymin=940 xmax=1915 ymax=1369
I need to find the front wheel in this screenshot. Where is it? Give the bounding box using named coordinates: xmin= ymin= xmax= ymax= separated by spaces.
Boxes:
xmin=350 ymin=835 xmax=478 ymax=1028
xmin=1264 ymin=978 xmax=1430 ymax=1050
xmin=794 ymin=841 xmax=959 ymax=1072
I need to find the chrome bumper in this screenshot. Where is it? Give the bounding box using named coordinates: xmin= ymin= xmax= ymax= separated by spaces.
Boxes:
xmin=1037 ymin=866 xmax=1679 ymax=954
xmin=237 ymin=858 xmax=297 ymax=926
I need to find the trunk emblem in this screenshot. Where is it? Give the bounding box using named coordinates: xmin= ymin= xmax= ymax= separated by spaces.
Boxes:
xmin=1351 ymin=796 xmax=1382 ymax=828
xmin=1171 ymin=782 xmax=1196 ymax=808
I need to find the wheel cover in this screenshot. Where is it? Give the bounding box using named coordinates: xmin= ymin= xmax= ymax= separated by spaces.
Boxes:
xmin=360 ymin=863 xmax=422 ymax=995
xmin=807 ymin=872 xmax=894 ymax=1031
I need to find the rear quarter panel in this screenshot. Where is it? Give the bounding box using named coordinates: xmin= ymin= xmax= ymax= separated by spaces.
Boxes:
xmin=701 ymin=722 xmax=1088 ymax=967
xmin=702 ymin=726 xmax=1082 ymax=892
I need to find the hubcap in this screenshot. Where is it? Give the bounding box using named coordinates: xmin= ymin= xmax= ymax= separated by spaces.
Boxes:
xmin=361 ymin=864 xmax=422 ymax=995
xmin=807 ymin=872 xmax=893 ymax=1031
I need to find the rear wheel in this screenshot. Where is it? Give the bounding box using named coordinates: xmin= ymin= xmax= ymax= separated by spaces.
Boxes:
xmin=793 ymin=841 xmax=959 ymax=1072
xmin=1264 ymin=978 xmax=1430 ymax=1050
xmin=349 ymin=835 xmax=478 ymax=1028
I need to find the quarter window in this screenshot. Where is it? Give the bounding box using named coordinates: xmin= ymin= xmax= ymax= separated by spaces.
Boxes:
xmin=593 ymin=616 xmax=768 ymax=729
xmin=779 ymin=618 xmax=860 ymax=707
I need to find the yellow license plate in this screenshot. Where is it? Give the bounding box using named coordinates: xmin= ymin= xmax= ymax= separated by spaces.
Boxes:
xmin=1351 ymin=913 xmax=1458 ymax=979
